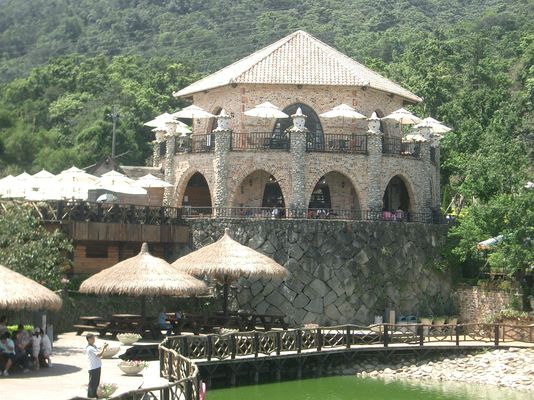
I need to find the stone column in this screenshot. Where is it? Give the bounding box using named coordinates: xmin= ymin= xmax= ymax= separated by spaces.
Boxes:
xmin=418 ymin=126 xmax=432 ymax=212
xmin=152 ymin=128 xmax=166 ymax=167
xmin=289 ymin=108 xmax=308 ymax=215
xmin=213 ymin=109 xmax=232 ymax=213
xmin=163 ymin=121 xmax=177 ymax=206
xmin=432 ymin=134 xmax=441 ymax=210
xmin=366 ymin=112 xmax=383 ymax=214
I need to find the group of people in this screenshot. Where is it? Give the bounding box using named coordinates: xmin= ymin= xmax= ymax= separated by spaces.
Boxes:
xmin=0 ymin=316 xmax=52 ymax=376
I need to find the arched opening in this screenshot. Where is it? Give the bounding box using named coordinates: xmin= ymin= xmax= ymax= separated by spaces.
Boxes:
xmin=232 ymin=170 xmax=286 ymax=214
xmin=308 ymin=172 xmax=360 ymax=218
xmin=382 ymin=175 xmax=412 ymax=220
xmin=182 ymin=172 xmax=212 ymax=213
xmin=273 ymin=103 xmax=324 ymax=148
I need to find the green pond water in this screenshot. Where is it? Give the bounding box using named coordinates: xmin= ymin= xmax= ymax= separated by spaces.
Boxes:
xmin=206 ymin=376 xmax=532 ymax=400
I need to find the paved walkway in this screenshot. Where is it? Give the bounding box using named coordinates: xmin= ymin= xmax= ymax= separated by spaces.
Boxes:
xmin=1 ymin=332 xmax=162 ymax=400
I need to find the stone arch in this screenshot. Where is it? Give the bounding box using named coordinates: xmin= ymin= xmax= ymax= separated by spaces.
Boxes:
xmin=273 ymin=103 xmax=324 ymax=145
xmin=381 ymin=173 xmax=417 ymax=215
xmin=173 ymin=167 xmax=214 ymax=209
xmin=305 ymin=169 xmax=363 ymax=214
xmin=230 ymin=169 xmax=288 ymax=210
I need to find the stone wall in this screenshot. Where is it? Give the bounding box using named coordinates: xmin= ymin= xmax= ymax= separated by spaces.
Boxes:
xmin=455 ymin=287 xmax=513 ymax=323
xmin=186 ymin=219 xmax=450 ymax=326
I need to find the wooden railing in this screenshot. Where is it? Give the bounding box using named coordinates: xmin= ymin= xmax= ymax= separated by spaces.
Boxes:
xmin=167 ymin=323 xmax=534 ymax=362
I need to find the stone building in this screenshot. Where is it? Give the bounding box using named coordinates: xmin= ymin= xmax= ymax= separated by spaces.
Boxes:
xmin=154 ymin=30 xmax=441 ymax=221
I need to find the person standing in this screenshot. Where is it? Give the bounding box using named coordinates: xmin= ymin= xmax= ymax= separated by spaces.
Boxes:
xmin=85 ymin=333 xmax=108 ymax=399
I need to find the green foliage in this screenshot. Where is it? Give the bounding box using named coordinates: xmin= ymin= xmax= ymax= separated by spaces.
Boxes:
xmin=0 ymin=203 xmax=73 ymax=289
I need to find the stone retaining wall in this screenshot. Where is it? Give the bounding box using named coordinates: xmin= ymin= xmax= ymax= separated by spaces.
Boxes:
xmin=185 ymin=219 xmax=450 ymax=326
xmin=456 ymin=287 xmax=513 ymax=323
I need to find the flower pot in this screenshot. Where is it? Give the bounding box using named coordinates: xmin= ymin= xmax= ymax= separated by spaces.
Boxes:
xmin=446 ymin=317 xmax=458 ymax=325
xmin=118 ymin=363 xmax=145 ymax=375
xmin=117 ymin=333 xmax=141 ymax=345
xmin=433 ymin=317 xmax=446 ymax=326
xmin=97 ymin=384 xmax=117 ymax=398
xmin=101 ymin=346 xmax=120 ymax=359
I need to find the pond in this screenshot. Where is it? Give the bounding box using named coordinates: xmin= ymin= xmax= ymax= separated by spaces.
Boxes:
xmin=206 ymin=376 xmax=532 ymax=400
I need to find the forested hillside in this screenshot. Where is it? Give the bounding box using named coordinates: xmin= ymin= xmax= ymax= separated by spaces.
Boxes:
xmin=0 ymin=0 xmax=532 ymax=277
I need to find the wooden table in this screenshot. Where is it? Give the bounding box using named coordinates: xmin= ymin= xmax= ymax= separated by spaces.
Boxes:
xmin=107 ymin=314 xmax=160 ymax=339
xmin=236 ymin=312 xmax=288 ymax=331
xmin=73 ymin=316 xmax=108 ymax=335
xmin=166 ymin=313 xmax=246 ymax=335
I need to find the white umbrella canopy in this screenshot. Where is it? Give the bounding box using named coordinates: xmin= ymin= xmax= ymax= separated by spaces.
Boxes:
xmin=144 ymin=112 xmax=190 ymax=128
xmin=57 ymin=166 xmax=99 ymax=200
xmin=319 ymin=104 xmax=367 ymax=119
xmin=403 ymin=133 xmax=427 ymax=142
xmin=0 ymin=175 xmax=16 ymax=198
xmin=415 ymin=117 xmax=452 ymax=133
xmin=134 ymin=174 xmax=173 ymax=188
xmin=383 ymin=108 xmax=422 ymax=125
xmin=0 ymin=264 xmax=62 ymax=311
xmin=24 ymin=169 xmax=59 ymax=200
xmin=172 ymin=105 xmax=215 ymax=119
xmin=97 ymin=170 xmax=147 ymax=195
xmin=244 ymin=101 xmax=289 ymax=119
xmin=9 ymin=172 xmax=32 ymax=198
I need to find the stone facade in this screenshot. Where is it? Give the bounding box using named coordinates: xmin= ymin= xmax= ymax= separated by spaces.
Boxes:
xmin=186 ymin=219 xmax=450 ymax=326
xmin=156 ymin=82 xmax=440 ymax=215
xmin=456 ymin=287 xmax=513 ymax=323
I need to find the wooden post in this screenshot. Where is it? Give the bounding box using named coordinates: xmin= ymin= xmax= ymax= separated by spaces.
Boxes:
xmin=346 ymin=326 xmax=351 ymax=349
xmin=383 ymin=324 xmax=389 ymax=347
xmin=296 ymin=329 xmax=302 ymax=354
xmin=181 ymin=336 xmax=189 ymax=357
xmin=230 ymin=334 xmax=236 ymax=360
xmin=316 ymin=328 xmax=322 ymax=351
xmin=494 ymin=324 xmax=500 ymax=346
xmin=185 ymin=379 xmax=193 ymax=400
xmin=418 ymin=324 xmax=424 ymax=346
xmin=276 ymin=332 xmax=281 ymax=356
xmin=455 ymin=324 xmax=460 ymax=346
xmin=167 ymin=352 xmax=174 ymax=382
xmin=207 ymin=335 xmax=213 ymax=362
xmin=254 ymin=332 xmax=259 ymax=357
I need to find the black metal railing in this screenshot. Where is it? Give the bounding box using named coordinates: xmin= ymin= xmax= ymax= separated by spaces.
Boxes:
xmin=382 ymin=137 xmax=421 ymax=158
xmin=174 ymin=135 xmax=215 ymax=154
xmin=1 ymin=201 xmax=446 ymax=225
xmin=306 ymin=134 xmax=367 ymax=154
xmin=231 ymin=132 xmax=290 ymax=151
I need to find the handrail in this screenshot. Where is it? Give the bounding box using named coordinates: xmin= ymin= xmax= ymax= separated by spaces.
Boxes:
xmin=0 ymin=201 xmax=447 ymax=225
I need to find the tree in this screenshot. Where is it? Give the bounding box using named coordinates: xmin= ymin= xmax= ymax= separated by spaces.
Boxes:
xmin=0 ymin=203 xmax=72 ymax=290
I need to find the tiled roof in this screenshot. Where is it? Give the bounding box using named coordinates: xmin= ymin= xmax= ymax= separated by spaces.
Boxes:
xmin=174 ymin=30 xmax=421 ymax=103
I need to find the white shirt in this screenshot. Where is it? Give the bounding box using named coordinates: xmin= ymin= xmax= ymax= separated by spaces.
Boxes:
xmin=86 ymin=345 xmax=102 ymax=370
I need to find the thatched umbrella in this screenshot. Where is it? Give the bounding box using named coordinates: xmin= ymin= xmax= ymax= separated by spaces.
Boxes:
xmin=0 ymin=265 xmax=62 ymax=311
xmin=79 ymin=243 xmax=207 ymax=316
xmin=172 ymin=228 xmax=289 ymax=314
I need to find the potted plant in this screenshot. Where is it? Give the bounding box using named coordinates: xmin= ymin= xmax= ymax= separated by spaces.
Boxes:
xmin=116 ymin=333 xmax=142 ymax=345
xmin=101 ymin=343 xmax=121 ymax=359
xmin=118 ymin=359 xmax=148 ymax=375
xmin=433 ymin=316 xmax=446 ymax=326
xmin=97 ymin=383 xmax=118 ymax=398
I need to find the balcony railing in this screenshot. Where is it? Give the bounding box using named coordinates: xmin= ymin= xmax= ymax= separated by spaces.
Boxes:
xmin=231 ymin=132 xmax=289 ymax=151
xmin=307 ymin=134 xmax=367 ymax=153
xmin=175 ymin=135 xmax=215 ymax=154
xmin=382 ymin=137 xmax=420 ymax=158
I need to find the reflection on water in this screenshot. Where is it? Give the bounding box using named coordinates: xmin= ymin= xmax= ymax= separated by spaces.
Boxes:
xmin=207 ymin=376 xmax=532 ymax=400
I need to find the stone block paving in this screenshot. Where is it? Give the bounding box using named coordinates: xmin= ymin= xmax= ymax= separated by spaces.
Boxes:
xmin=1 ymin=332 xmax=161 ymax=400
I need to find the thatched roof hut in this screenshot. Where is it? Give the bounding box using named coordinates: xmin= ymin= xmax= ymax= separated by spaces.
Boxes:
xmin=172 ymin=228 xmax=288 ymax=313
xmin=79 ymin=243 xmax=207 ymax=297
xmin=0 ymin=264 xmax=62 ymax=311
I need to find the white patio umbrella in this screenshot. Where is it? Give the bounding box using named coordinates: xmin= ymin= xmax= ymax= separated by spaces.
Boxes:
xmin=244 ymin=101 xmax=289 ymax=119
xmin=97 ymin=170 xmax=147 ymax=195
xmin=415 ymin=117 xmax=452 ymax=133
xmin=0 ymin=175 xmax=16 ymax=198
xmin=134 ymin=174 xmax=173 ymax=188
xmin=9 ymin=172 xmax=32 ymax=198
xmin=319 ymin=104 xmax=367 ymax=120
xmin=172 ymin=105 xmax=216 ymax=119
xmin=403 ymin=133 xmax=427 ymax=142
xmin=383 ymin=108 xmax=422 ymax=125
xmin=57 ymin=166 xmax=99 ymax=200
xmin=144 ymin=112 xmax=190 ymax=129
xmin=24 ymin=169 xmax=58 ymax=200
